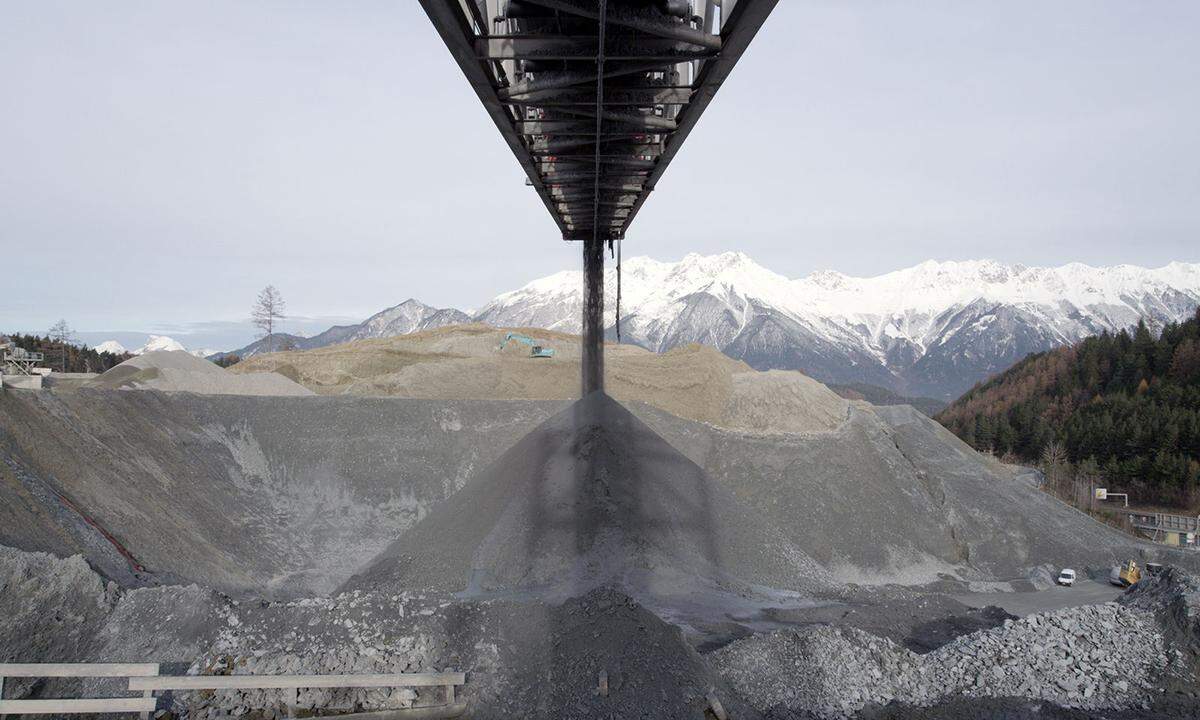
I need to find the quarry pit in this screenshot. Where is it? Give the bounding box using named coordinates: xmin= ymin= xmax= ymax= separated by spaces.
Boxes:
xmin=3 ymin=331 xmax=1200 ymax=719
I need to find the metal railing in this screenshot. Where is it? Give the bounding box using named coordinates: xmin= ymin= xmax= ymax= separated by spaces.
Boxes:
xmin=0 ymin=663 xmax=466 ymax=718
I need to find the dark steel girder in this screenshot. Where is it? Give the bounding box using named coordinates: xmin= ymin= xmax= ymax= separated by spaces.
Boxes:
xmin=517 ymin=0 xmax=722 ymax=51
xmin=416 ymin=0 xmax=567 ymax=236
xmin=544 ymin=179 xmax=644 ymax=190
xmin=538 ymin=158 xmax=656 ymax=171
xmin=419 ymin=0 xmax=777 ymax=242
xmin=616 ymin=0 xmax=781 ymax=238
xmin=476 ymin=36 xmax=716 ymax=62
xmin=553 ymin=107 xmax=677 ymax=131
xmin=503 ymin=86 xmax=691 ymax=107
xmin=498 ymin=61 xmax=670 ymax=100
xmin=543 ymin=173 xmax=648 ymax=184
xmin=516 ymin=120 xmax=671 ymax=134
xmin=527 ymin=139 xmax=663 ymax=155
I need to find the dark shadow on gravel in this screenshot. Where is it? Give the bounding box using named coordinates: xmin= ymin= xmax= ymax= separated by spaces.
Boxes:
xmin=903 ymin=605 xmax=1016 ymax=653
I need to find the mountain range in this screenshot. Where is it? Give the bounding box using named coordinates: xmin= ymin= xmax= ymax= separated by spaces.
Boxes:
xmin=94 ymin=335 xmax=216 ymax=358
xmin=213 ymin=254 xmax=1200 ymax=400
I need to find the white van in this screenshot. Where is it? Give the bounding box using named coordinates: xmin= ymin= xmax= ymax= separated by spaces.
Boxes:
xmin=1057 ymin=568 xmax=1076 ymax=586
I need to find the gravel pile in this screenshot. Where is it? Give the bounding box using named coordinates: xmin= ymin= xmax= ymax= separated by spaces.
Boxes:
xmin=713 ymin=602 xmax=1167 ymax=718
xmin=233 ymin=324 xmax=849 ymax=433
xmin=1 ymin=390 xmax=564 ymax=598
xmin=3 ymin=545 xmax=754 ymax=720
xmin=87 ymin=351 xmax=312 ymax=396
xmin=1121 ymin=566 xmax=1200 ymax=684
xmin=179 ymin=591 xmax=449 ymax=718
xmin=343 ymin=392 xmax=832 ymax=598
xmin=180 ymin=585 xmax=759 ymax=720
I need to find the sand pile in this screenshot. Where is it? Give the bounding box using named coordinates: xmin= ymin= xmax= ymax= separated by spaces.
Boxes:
xmin=343 ymin=392 xmax=833 ymax=599
xmin=87 ymin=350 xmax=312 ymax=396
xmin=232 ymin=324 xmax=848 ymax=433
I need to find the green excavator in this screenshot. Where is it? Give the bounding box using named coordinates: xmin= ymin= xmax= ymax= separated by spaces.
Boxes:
xmin=499 ymin=332 xmax=555 ymax=359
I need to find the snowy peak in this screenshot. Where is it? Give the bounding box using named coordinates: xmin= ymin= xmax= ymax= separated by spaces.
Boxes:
xmin=96 ymin=335 xmax=208 ymax=357
xmin=475 ymin=254 xmax=1200 ymax=399
xmin=93 ymin=340 xmax=127 ymax=355
xmin=212 ymin=253 xmax=1200 ymax=401
xmin=136 ymin=335 xmax=186 ymax=355
xmin=347 ymin=299 xmax=471 ymax=342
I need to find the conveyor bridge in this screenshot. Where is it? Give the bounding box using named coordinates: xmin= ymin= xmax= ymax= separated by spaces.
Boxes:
xmin=419 ymin=0 xmax=778 ymax=393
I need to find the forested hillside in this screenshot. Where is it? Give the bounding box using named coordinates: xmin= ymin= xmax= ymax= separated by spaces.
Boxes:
xmin=937 ymin=308 xmax=1200 ymax=508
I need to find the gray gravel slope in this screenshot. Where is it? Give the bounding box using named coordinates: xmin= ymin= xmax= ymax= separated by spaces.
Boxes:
xmin=343 ymin=393 xmax=833 ymax=598
xmin=630 ymin=401 xmax=1197 ymax=585
xmin=0 ymin=389 xmax=566 ymax=598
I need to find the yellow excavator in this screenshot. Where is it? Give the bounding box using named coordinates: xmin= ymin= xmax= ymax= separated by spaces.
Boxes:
xmin=1109 ymin=560 xmax=1142 ymax=587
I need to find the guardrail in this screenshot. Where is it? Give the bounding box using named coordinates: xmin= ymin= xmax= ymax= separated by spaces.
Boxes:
xmin=0 ymin=663 xmax=466 ymax=718
xmin=0 ymin=663 xmax=160 ymax=717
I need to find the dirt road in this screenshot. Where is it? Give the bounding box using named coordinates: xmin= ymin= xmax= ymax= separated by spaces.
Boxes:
xmin=954 ymin=578 xmax=1124 ymax=616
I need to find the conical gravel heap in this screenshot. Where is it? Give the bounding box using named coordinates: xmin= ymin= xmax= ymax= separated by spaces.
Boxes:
xmin=344 ymin=392 xmax=831 ymax=599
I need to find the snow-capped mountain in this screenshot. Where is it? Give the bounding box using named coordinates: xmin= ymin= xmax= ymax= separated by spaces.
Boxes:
xmin=212 ymin=300 xmax=468 ymax=361
xmin=94 ymin=335 xmax=218 ymax=358
xmin=95 ymin=335 xmax=187 ymax=356
xmin=93 ymin=340 xmax=127 ymax=355
xmin=345 ymin=299 xmax=470 ymax=343
xmin=475 ymin=253 xmax=1200 ymax=398
xmin=135 ymin=335 xmax=186 ymax=355
xmin=209 ymin=254 xmax=1200 ymax=400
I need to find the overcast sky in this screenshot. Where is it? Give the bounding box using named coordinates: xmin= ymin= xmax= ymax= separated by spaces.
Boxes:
xmin=3 ymin=1 xmax=1198 ymax=348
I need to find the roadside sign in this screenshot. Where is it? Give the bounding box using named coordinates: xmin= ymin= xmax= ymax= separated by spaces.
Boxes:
xmin=1095 ymin=488 xmax=1107 ymax=500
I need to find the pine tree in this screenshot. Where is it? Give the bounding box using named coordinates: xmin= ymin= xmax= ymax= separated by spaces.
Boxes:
xmin=937 ymin=309 xmax=1200 ymax=509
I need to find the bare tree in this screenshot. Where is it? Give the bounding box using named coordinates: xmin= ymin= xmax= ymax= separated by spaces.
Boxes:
xmin=1040 ymin=441 xmax=1069 ymax=497
xmin=1076 ymin=457 xmax=1103 ymax=514
xmin=252 ymin=286 xmax=287 ymax=353
xmin=48 ymin=319 xmax=74 ymax=372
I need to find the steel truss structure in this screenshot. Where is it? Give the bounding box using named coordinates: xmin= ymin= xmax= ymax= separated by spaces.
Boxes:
xmin=418 ymin=0 xmax=778 ymax=393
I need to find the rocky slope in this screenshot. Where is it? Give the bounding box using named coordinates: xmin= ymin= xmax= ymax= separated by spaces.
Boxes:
xmin=0 ymin=389 xmax=565 ymax=598
xmin=213 ymin=299 xmax=467 ymax=361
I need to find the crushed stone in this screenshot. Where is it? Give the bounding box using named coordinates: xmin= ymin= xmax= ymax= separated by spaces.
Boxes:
xmin=713 ymin=602 xmax=1169 ymax=718
xmin=88 ymin=351 xmax=313 ymax=396
xmin=342 ymin=392 xmax=832 ymax=598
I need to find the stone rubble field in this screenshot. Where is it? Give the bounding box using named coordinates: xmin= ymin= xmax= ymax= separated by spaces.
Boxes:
xmin=5 ymin=341 xmax=1200 ymax=719
xmin=716 ymin=603 xmax=1171 ymax=718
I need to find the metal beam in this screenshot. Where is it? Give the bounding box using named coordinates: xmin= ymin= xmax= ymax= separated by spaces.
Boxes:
xmin=498 ymin=61 xmax=671 ymax=100
xmin=618 ymin=0 xmax=780 ymax=236
xmin=420 ymin=0 xmax=776 ymax=244
xmin=417 ymin=0 xmax=567 ymax=237
xmin=503 ymin=86 xmax=692 ymax=106
xmin=554 ymin=107 xmax=677 ymax=131
xmin=528 ymin=140 xmax=662 ymax=155
xmin=581 ymin=235 xmax=605 ymax=394
xmin=519 ymin=0 xmax=722 ymax=51
xmin=476 ymin=36 xmax=716 ymax=61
